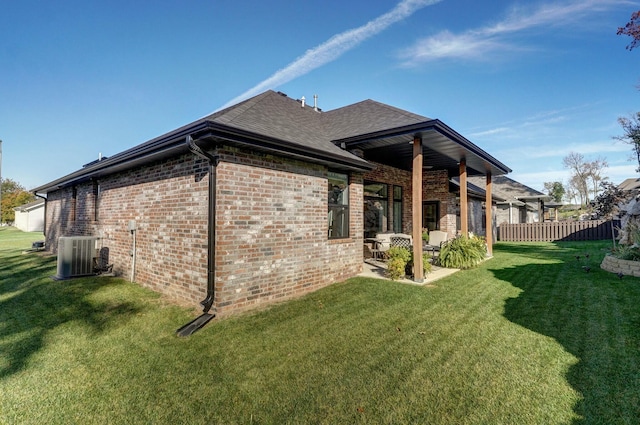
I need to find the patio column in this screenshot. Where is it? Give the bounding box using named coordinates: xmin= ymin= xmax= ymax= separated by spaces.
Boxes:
xmin=412 ymin=136 xmax=424 ymax=283
xmin=459 ymin=159 xmax=468 ymax=236
xmin=485 ymin=172 xmax=493 ymax=256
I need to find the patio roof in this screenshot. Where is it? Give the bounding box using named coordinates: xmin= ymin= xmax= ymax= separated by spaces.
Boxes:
xmin=333 ymin=119 xmax=512 ymax=177
xmin=33 ymin=91 xmax=511 ymax=194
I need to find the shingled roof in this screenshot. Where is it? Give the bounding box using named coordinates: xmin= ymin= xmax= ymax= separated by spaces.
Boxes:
xmin=33 ymin=90 xmax=510 ymax=193
xmin=466 ymin=175 xmax=549 ymax=205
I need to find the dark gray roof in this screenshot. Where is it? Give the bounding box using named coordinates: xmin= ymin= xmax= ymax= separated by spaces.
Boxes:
xmin=202 ymin=91 xmax=351 ymax=161
xmin=449 ymin=177 xmax=506 ymax=201
xmin=466 ymin=175 xmax=549 ymax=203
xmin=323 ymin=99 xmax=428 ymax=141
xmin=33 ymin=90 xmax=511 ymax=193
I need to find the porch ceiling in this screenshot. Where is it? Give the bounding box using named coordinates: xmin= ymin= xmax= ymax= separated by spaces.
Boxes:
xmin=334 ymin=119 xmax=511 ymax=177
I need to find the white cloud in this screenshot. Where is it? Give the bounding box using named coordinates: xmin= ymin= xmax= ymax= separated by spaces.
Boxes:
xmin=468 ymin=127 xmax=510 ymax=138
xmin=398 ymin=0 xmax=631 ymax=65
xmin=215 ymin=0 xmax=443 ymax=111
xmin=400 ymin=30 xmax=512 ymax=63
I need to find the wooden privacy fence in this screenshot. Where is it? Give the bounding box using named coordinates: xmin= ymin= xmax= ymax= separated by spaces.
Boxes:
xmin=498 ymin=220 xmax=619 ymax=242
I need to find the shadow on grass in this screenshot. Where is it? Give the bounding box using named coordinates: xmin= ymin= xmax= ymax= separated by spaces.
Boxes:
xmin=0 ymin=249 xmax=144 ymax=379
xmin=492 ymin=242 xmax=640 ymax=424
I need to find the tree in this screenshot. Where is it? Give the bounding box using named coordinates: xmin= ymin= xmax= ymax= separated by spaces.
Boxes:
xmin=562 ymin=152 xmax=609 ymax=206
xmin=564 ymin=184 xmax=578 ymax=205
xmin=568 ymin=174 xmax=588 ymax=205
xmin=0 ymin=178 xmax=35 ymax=223
xmin=592 ymin=181 xmax=626 ymax=248
xmin=617 ymin=10 xmax=640 ymax=51
xmin=586 ymin=156 xmax=608 ymax=200
xmin=615 ymin=112 xmax=640 ymax=172
xmin=563 ymin=152 xmax=591 ymax=205
xmin=543 ymin=181 xmax=565 ymax=202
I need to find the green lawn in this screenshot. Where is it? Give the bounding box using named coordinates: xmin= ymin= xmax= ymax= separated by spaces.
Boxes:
xmin=1 ymin=226 xmax=639 ymax=424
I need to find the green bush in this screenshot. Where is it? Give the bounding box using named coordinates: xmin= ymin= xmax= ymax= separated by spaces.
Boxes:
xmin=387 ymin=246 xmax=411 ymax=263
xmin=437 ymin=235 xmax=487 ymax=269
xmin=386 ymin=257 xmax=406 ymax=280
xmin=415 ymin=252 xmax=432 ymax=275
xmin=425 ymin=254 xmax=432 ymax=273
xmin=614 ymin=244 xmax=640 ymax=261
xmin=385 ymin=247 xmax=432 ymax=280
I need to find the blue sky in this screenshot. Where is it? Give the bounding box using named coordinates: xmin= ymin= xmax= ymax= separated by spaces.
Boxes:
xmin=2 ymin=0 xmax=639 ymax=195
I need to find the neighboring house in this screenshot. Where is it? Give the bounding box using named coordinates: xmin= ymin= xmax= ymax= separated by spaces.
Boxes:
xmin=619 ymin=177 xmax=640 ymax=194
xmin=33 ymin=90 xmax=511 ymax=317
xmin=449 ymin=177 xmax=507 ymax=241
xmin=13 ymin=199 xmax=45 ymax=232
xmin=466 ymin=175 xmax=551 ymax=225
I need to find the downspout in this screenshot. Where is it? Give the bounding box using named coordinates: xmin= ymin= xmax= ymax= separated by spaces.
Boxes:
xmin=34 ymin=193 xmax=47 ymax=237
xmin=177 ymin=135 xmax=218 ymax=336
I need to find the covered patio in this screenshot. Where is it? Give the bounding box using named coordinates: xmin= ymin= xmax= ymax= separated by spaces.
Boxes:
xmin=335 ymin=119 xmax=512 ymax=282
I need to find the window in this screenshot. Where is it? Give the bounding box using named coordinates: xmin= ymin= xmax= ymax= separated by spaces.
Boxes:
xmin=364 ymin=181 xmax=388 ymax=238
xmin=423 ymin=201 xmax=440 ymax=231
xmin=328 ymin=171 xmax=349 ymax=239
xmin=393 ymin=185 xmax=403 ymax=233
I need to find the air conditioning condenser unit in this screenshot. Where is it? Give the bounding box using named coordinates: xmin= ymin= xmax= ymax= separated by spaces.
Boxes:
xmin=54 ymin=236 xmax=98 ymax=280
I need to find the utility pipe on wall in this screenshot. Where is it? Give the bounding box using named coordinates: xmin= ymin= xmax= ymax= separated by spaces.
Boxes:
xmin=129 ymin=220 xmax=137 ymax=282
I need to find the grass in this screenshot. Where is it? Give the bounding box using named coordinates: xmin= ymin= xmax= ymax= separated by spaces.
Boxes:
xmin=1 ymin=226 xmax=640 ymax=424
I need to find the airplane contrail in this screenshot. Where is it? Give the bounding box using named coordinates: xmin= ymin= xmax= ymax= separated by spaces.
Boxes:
xmin=215 ymin=0 xmax=443 ymax=111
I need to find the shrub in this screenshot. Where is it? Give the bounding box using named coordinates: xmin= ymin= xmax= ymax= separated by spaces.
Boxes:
xmin=613 ymin=222 xmax=640 ymax=261
xmin=385 ymin=247 xmax=432 ymax=280
xmin=421 ymin=253 xmax=432 ymax=275
xmin=614 ymin=244 xmax=640 ymax=261
xmin=387 ymin=246 xmax=411 ymax=263
xmin=386 ymin=257 xmax=406 ymax=280
xmin=627 ymin=222 xmax=640 ymax=246
xmin=386 ymin=247 xmax=411 ymax=280
xmin=437 ymin=235 xmax=486 ymax=269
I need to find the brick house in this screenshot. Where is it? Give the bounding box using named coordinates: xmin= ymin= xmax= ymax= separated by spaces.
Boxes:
xmin=33 ymin=90 xmax=511 ymax=318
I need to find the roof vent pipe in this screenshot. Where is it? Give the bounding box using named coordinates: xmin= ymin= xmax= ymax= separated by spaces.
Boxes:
xmin=313 ymin=94 xmax=318 ymax=112
xmin=301 ymin=96 xmax=305 ymax=107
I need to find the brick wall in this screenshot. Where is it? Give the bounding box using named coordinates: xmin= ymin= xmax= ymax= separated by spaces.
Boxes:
xmin=468 ymin=198 xmax=486 ymax=237
xmin=44 ymin=147 xmax=364 ymax=316
xmin=45 ymin=153 xmax=210 ymax=306
xmin=422 ymin=170 xmax=454 ymax=238
xmin=214 ymin=146 xmax=363 ymax=316
xmin=363 ymin=165 xmax=456 ymax=238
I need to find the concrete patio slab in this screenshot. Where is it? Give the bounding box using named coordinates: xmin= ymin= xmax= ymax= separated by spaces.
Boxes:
xmin=359 ymin=259 xmax=460 ymax=286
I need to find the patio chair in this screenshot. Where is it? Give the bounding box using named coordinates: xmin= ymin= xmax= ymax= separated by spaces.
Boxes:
xmin=390 ymin=235 xmax=413 ymax=250
xmin=364 ymin=240 xmax=383 ymax=260
xmin=424 ymin=230 xmax=448 ymax=257
xmin=374 ymin=233 xmax=396 ymax=260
